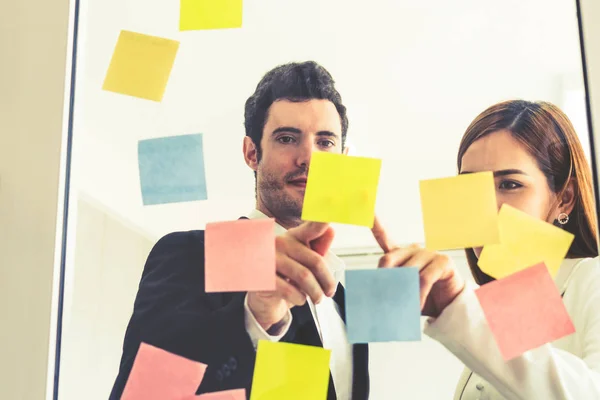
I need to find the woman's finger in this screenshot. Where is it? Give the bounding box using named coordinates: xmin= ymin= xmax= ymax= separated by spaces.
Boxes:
xmin=372 ymin=215 xmax=396 ymax=253
xmin=418 ymin=258 xmax=445 ymax=309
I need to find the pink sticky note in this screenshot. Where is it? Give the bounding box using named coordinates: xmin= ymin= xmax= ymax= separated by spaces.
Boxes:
xmin=122 ymin=343 xmax=207 ymax=400
xmin=475 ymin=263 xmax=575 ymax=360
xmin=182 ymin=389 xmax=246 ymax=400
xmin=205 ymin=219 xmax=276 ymax=292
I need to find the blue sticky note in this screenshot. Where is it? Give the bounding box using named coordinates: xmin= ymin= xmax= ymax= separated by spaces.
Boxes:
xmin=138 ymin=134 xmax=208 ymax=205
xmin=345 ymin=268 xmax=421 ymax=343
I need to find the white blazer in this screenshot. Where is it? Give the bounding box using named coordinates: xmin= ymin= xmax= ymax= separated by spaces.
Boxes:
xmin=424 ymin=257 xmax=600 ymax=400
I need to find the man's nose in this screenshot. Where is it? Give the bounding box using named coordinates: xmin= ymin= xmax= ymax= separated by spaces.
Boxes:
xmin=296 ymin=141 xmax=317 ymax=169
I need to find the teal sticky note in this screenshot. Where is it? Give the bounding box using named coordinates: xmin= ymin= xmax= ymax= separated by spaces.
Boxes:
xmin=345 ymin=268 xmax=421 ymax=343
xmin=138 ymin=134 xmax=208 ymax=205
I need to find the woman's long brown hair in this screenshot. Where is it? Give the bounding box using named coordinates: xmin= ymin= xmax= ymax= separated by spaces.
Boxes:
xmin=457 ymin=100 xmax=599 ymax=285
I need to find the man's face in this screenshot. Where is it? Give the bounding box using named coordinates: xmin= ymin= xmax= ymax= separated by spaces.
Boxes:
xmin=243 ymin=99 xmax=346 ymax=227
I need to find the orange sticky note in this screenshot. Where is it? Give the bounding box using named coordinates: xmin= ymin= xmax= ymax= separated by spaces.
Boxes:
xmin=183 ymin=389 xmax=246 ymax=399
xmin=122 ymin=343 xmax=207 ymax=400
xmin=103 ymin=31 xmax=180 ymax=101
xmin=205 ymin=219 xmax=276 ymax=292
xmin=475 ymin=263 xmax=575 ymax=361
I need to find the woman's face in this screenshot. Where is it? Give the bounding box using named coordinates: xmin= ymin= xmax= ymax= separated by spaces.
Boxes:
xmin=460 ymin=130 xmax=558 ymax=258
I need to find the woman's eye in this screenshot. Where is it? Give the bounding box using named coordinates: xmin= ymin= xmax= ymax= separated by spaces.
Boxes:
xmin=499 ymin=180 xmax=522 ymax=190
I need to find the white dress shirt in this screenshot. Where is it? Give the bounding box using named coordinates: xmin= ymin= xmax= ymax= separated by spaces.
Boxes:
xmin=243 ymin=209 xmax=354 ymax=399
xmin=424 ymin=257 xmax=600 ymax=400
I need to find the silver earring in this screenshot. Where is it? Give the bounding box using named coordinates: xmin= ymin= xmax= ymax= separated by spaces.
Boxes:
xmin=557 ymin=213 xmax=569 ymax=225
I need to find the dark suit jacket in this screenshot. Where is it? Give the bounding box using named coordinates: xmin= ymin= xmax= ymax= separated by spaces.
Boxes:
xmin=110 ymin=229 xmax=369 ymax=399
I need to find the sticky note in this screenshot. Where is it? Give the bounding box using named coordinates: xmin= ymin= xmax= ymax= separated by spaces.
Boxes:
xmin=302 ymin=152 xmax=381 ymax=227
xmin=345 ymin=268 xmax=421 ymax=343
xmin=205 ymin=219 xmax=276 ymax=292
xmin=121 ymin=342 xmax=207 ymax=400
xmin=250 ymin=341 xmax=331 ymax=400
xmin=475 ymin=263 xmax=575 ymax=360
xmin=183 ymin=389 xmax=246 ymax=400
xmin=180 ymin=0 xmax=243 ymax=31
xmin=419 ymin=172 xmax=500 ymax=250
xmin=102 ymin=30 xmax=179 ymax=101
xmin=478 ymin=204 xmax=574 ymax=279
xmin=138 ymin=134 xmax=208 ymax=205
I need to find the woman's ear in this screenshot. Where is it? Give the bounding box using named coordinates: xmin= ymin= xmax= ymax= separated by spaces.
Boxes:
xmin=558 ymin=181 xmax=577 ymax=216
xmin=243 ymin=136 xmax=259 ymax=171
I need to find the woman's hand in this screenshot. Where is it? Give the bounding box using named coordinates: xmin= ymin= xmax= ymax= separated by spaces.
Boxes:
xmin=371 ymin=217 xmax=466 ymax=318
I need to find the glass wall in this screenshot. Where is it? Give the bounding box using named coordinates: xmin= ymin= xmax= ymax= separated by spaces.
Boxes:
xmin=54 ymin=0 xmax=599 ymax=399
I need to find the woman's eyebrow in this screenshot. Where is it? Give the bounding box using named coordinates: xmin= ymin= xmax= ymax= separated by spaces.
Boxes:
xmin=493 ymin=169 xmax=527 ymax=177
xmin=460 ymin=169 xmax=527 ymax=176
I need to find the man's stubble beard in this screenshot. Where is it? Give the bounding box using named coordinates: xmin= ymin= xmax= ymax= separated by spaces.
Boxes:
xmin=256 ymin=167 xmax=304 ymax=223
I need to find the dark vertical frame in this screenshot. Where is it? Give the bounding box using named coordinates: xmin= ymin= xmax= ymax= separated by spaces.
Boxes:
xmin=52 ymin=0 xmax=81 ymax=398
xmin=576 ymin=0 xmax=600 ymax=225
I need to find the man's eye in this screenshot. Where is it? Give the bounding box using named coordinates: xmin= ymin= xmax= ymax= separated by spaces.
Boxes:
xmin=278 ymin=136 xmax=295 ymax=144
xmin=319 ymin=140 xmax=335 ymax=148
xmin=499 ymin=180 xmax=522 ymax=190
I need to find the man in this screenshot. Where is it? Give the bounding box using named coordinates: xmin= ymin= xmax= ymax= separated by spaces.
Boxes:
xmin=110 ymin=61 xmax=369 ymax=400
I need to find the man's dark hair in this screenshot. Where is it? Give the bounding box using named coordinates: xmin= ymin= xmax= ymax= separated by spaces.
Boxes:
xmin=244 ymin=61 xmax=348 ymax=158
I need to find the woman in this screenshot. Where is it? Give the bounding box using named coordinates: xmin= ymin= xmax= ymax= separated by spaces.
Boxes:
xmin=372 ymin=100 xmax=600 ymax=399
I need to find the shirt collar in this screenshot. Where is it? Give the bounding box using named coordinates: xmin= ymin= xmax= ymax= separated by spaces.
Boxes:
xmin=246 ymin=209 xmax=286 ymax=235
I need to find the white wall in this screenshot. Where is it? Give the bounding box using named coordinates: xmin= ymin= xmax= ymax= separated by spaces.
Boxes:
xmin=0 ymin=0 xmax=73 ymax=399
xmin=59 ymin=197 xmax=154 ymax=400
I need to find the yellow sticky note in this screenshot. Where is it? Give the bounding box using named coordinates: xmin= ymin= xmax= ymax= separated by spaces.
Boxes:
xmin=419 ymin=172 xmax=500 ymax=250
xmin=250 ymin=341 xmax=331 ymax=400
xmin=102 ymin=31 xmax=180 ymax=102
xmin=302 ymin=152 xmax=382 ymax=227
xmin=478 ymin=204 xmax=574 ymax=279
xmin=180 ymin=0 xmax=243 ymax=31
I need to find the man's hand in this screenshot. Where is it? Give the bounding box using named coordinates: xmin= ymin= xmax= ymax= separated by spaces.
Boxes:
xmin=247 ymin=221 xmax=337 ymax=331
xmin=371 ymin=216 xmax=466 ymax=318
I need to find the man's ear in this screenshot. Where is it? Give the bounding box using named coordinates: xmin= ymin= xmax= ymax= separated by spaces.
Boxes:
xmin=243 ymin=136 xmax=259 ymax=171
xmin=343 ymin=145 xmax=350 ymax=155
xmin=558 ymin=181 xmax=577 ymax=216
